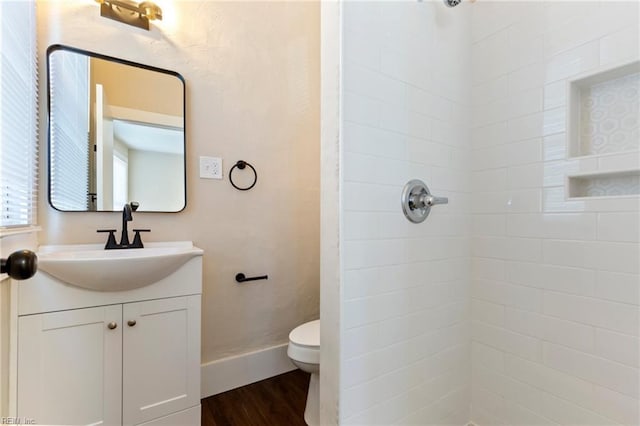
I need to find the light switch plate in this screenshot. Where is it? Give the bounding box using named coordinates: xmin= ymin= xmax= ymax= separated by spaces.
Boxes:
xmin=200 ymin=156 xmax=223 ymax=179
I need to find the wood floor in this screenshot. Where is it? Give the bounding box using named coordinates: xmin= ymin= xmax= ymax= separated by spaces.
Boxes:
xmin=201 ymin=370 xmax=310 ymax=426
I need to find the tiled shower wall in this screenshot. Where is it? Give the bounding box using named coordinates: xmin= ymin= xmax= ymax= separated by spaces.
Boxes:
xmin=470 ymin=2 xmax=640 ymax=425
xmin=340 ymin=2 xmax=472 ymax=424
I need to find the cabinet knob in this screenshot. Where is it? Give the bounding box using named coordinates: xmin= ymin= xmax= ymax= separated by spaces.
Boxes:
xmin=107 ymin=322 xmax=117 ymax=330
xmin=127 ymin=320 xmax=137 ymax=327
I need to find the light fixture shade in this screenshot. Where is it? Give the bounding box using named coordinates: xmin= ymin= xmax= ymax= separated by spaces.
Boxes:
xmin=96 ymin=0 xmax=163 ymax=30
xmin=139 ymin=1 xmax=162 ymax=21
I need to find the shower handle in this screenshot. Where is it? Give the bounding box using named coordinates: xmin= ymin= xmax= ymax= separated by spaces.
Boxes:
xmin=402 ymin=179 xmax=448 ymax=223
xmin=419 ymin=193 xmax=448 ymax=207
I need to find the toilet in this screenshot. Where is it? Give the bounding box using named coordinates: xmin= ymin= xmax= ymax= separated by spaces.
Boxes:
xmin=287 ymin=319 xmax=320 ymax=426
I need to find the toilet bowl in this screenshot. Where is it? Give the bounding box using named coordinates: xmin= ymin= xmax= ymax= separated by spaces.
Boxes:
xmin=287 ymin=319 xmax=320 ymax=426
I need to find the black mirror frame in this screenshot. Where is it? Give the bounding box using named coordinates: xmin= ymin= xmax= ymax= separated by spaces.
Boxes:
xmin=46 ymin=44 xmax=187 ymax=213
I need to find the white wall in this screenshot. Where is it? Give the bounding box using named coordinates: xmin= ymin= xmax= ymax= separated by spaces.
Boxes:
xmin=470 ymin=2 xmax=640 ymax=425
xmin=36 ymin=1 xmax=319 ymax=375
xmin=128 ymin=150 xmax=184 ymax=212
xmin=338 ymin=1 xmax=472 ymax=423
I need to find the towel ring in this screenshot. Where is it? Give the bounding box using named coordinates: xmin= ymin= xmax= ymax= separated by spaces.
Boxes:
xmin=229 ymin=160 xmax=257 ymax=191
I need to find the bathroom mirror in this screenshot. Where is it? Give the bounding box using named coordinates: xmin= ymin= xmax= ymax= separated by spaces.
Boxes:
xmin=47 ymin=45 xmax=186 ymax=212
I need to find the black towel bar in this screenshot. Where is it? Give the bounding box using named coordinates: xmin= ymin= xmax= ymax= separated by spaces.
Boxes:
xmin=235 ymin=273 xmax=268 ymax=283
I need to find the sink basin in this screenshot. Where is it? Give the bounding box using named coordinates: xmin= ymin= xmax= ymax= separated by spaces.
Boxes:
xmin=36 ymin=241 xmax=203 ymax=291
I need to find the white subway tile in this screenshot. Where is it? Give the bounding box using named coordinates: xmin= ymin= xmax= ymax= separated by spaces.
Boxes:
xmin=406 ymin=111 xmax=432 ymax=140
xmin=507 ymin=138 xmax=542 ymax=166
xmin=543 ymin=342 xmax=639 ymax=398
xmin=471 ymin=122 xmax=509 ymax=148
xmin=472 ymin=214 xmax=506 ymax=238
xmin=543 ymin=291 xmax=639 ymax=336
xmin=508 ymin=36 xmax=544 ymax=73
xmin=473 ymin=98 xmax=510 ymax=128
xmin=344 ymin=62 xmax=405 ymax=106
xmin=343 ymin=211 xmax=381 ymax=241
xmin=472 ymin=341 xmax=505 ymax=372
xmin=595 ymin=328 xmax=640 ymax=368
xmin=473 ymin=168 xmax=507 ymax=190
xmin=472 ymin=75 xmax=509 ymax=107
xmin=343 ymin=182 xmax=400 ymax=212
xmin=539 ymin=392 xmax=618 ymax=426
xmin=595 ymin=270 xmax=640 ymax=305
xmin=507 ymin=163 xmax=543 ymax=189
xmin=506 ymin=189 xmax=542 ymax=213
xmin=472 ymin=145 xmax=509 ymax=170
xmin=505 ymin=308 xmax=595 ymax=353
xmin=472 ymin=257 xmax=506 ymax=281
xmin=474 ymin=365 xmax=544 ymax=415
xmin=473 ymin=237 xmax=542 ymax=262
xmin=472 ymin=387 xmax=506 ymax=421
xmin=343 ymin=239 xmax=409 ymax=271
xmin=472 ymin=299 xmax=505 ymax=326
xmin=544 ymin=41 xmax=600 ymax=83
xmin=585 ymin=241 xmax=640 ymax=274
xmin=473 ymin=279 xmax=542 ymax=313
xmin=597 ymin=212 xmax=640 ymax=243
xmin=505 ymin=354 xmax=595 ymax=410
xmin=507 ymin=114 xmax=544 ymax=142
xmin=507 ymin=213 xmax=597 ymax=240
xmin=343 ymin=27 xmax=382 ymax=70
xmin=508 ymin=88 xmax=543 ymax=120
xmin=591 ymin=385 xmax=640 ymax=426
xmin=343 ymin=122 xmax=409 ymax=160
xmin=506 ymin=261 xmax=595 ymax=296
xmin=343 ymin=1 xmax=381 ymax=32
xmin=543 ymin=81 xmax=566 ymax=111
xmin=343 ymin=152 xmax=408 ymax=185
xmin=600 ymin=24 xmax=640 ymax=66
xmin=544 ymin=12 xmax=602 ymax=58
xmin=471 ymin=2 xmax=517 ymax=43
xmin=472 ymin=191 xmax=509 ymax=214
xmin=503 ymin=401 xmax=557 ymax=426
xmin=472 ymin=31 xmax=510 ymax=84
xmin=598 ymin=1 xmax=640 ymax=35
xmin=379 ymin=103 xmax=409 ymax=135
xmin=542 ymin=107 xmax=565 ymax=136
xmin=542 ymin=187 xmax=587 ymax=213
xmin=344 ymin=91 xmax=382 ymax=127
xmin=597 ymin=150 xmax=640 ymax=171
xmin=509 ymin=63 xmax=545 ymax=94
xmin=543 ymin=239 xmax=587 ymax=268
xmin=473 ymin=321 xmax=541 ymax=361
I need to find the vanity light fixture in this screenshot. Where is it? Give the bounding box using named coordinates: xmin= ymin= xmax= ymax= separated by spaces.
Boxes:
xmin=95 ymin=0 xmax=162 ymax=31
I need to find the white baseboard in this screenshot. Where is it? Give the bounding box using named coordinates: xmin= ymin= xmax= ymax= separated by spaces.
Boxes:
xmin=201 ymin=343 xmax=296 ymax=398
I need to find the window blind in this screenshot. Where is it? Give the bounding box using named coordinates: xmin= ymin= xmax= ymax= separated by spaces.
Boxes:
xmin=0 ymin=1 xmax=38 ymax=228
xmin=49 ymin=50 xmax=89 ymax=211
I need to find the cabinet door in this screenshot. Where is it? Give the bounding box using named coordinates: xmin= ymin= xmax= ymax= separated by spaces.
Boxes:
xmin=122 ymin=296 xmax=200 ymax=425
xmin=17 ymin=305 xmax=122 ymax=425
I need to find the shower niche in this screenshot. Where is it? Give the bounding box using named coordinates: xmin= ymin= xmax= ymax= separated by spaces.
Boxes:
xmin=566 ymin=60 xmax=640 ymax=198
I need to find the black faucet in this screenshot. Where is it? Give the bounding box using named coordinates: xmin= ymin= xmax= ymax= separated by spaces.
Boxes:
xmin=97 ymin=202 xmax=150 ymax=250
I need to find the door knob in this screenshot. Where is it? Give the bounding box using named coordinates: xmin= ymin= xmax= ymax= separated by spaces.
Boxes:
xmin=127 ymin=320 xmax=136 ymax=327
xmin=401 ymin=179 xmax=448 ymax=223
xmin=107 ymin=322 xmax=118 ymax=330
xmin=1 ymin=250 xmax=37 ymax=280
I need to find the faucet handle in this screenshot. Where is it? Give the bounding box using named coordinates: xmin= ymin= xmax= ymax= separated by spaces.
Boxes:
xmin=131 ymin=229 xmax=150 ymax=249
xmin=97 ymin=229 xmax=118 ymax=250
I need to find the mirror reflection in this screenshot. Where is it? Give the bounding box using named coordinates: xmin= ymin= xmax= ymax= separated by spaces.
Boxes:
xmin=48 ymin=45 xmax=186 ymax=212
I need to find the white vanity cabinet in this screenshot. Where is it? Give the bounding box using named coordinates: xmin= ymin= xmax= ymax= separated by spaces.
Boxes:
xmin=122 ymin=296 xmax=201 ymax=425
xmin=12 ymin=242 xmax=203 ymax=426
xmin=18 ymin=305 xmax=124 ymax=426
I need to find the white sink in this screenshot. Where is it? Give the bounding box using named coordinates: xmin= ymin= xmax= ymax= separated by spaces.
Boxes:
xmin=36 ymin=241 xmax=203 ymax=292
